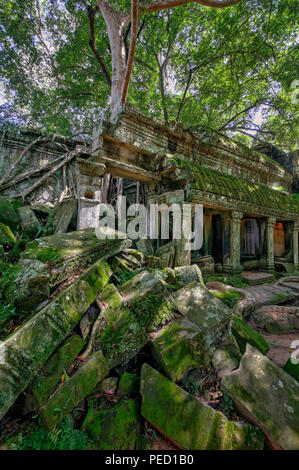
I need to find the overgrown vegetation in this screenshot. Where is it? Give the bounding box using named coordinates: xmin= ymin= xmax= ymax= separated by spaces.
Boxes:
xmin=113 ymin=270 xmax=137 ymax=286
xmin=9 ymin=415 xmax=89 ymax=451
xmin=211 ymin=290 xmax=242 ymax=308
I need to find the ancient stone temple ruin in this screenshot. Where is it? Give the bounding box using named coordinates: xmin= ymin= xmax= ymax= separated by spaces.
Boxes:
xmin=1 ymin=105 xmax=298 ymax=274
xmin=83 ymin=106 xmax=299 ymax=274
xmin=1 ymin=106 xmax=299 ymax=451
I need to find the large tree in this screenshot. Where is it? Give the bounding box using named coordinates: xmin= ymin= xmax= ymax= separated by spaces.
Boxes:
xmin=0 ymin=0 xmax=298 ymax=149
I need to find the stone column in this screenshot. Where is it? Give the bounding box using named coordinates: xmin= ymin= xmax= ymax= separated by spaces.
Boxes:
xmin=203 ymin=213 xmax=212 ymax=256
xmin=76 ymin=159 xmax=106 ymax=230
xmin=222 ymin=211 xmax=243 ymax=274
xmin=261 ymin=216 xmax=276 ymax=272
xmin=292 ymin=221 xmax=299 ymax=269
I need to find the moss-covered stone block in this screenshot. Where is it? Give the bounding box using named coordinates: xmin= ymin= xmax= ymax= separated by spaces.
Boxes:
xmin=0 ymin=197 xmax=21 ymax=231
xmin=117 ymin=372 xmax=140 ymax=397
xmin=5 ymin=259 xmax=50 ymax=312
xmin=40 ymin=351 xmax=109 ymax=429
xmin=25 ymin=335 xmax=85 ymax=412
xmin=82 ymin=400 xmax=141 ymax=450
xmin=0 ymin=223 xmax=16 ymax=245
xmin=222 ymin=344 xmax=299 ymax=450
xmin=0 ymin=258 xmax=112 ymax=421
xmin=82 ymin=399 xmax=141 ymax=450
xmin=22 ymin=228 xmax=131 ymax=287
xmin=174 ymin=264 xmax=204 ymax=288
xmin=232 ymin=315 xmax=270 ymax=355
xmin=140 ymin=364 xmax=264 ymax=450
xmin=171 ymin=282 xmax=232 ymax=357
xmin=18 ymin=206 xmax=41 ymax=233
xmin=100 ymin=304 xmax=147 ymax=367
xmin=283 ymin=358 xmax=299 ymax=383
xmin=151 ymin=317 xmax=204 ymax=382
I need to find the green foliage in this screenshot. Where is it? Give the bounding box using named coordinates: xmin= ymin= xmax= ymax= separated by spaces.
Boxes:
xmin=113 ymin=270 xmax=136 ymax=286
xmin=0 ymin=294 xmax=16 ymax=331
xmin=10 ymin=415 xmax=89 ymax=450
xmin=220 ymin=394 xmax=235 ymax=418
xmin=184 ymin=381 xmax=200 ymax=397
xmin=0 ymin=1 xmax=297 ymax=149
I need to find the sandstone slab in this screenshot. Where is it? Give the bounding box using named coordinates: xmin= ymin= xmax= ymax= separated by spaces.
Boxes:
xmin=82 ymin=399 xmax=140 ymax=450
xmin=140 ymin=364 xmax=264 ymax=450
xmin=40 ymin=351 xmax=109 ymax=429
xmin=24 ymin=334 xmax=85 ymax=412
xmin=151 ymin=317 xmax=204 ymax=382
xmin=222 ymin=344 xmax=299 ymax=450
xmin=232 ymin=315 xmax=270 ymax=355
xmin=171 ymin=282 xmax=232 ymax=356
xmin=0 ymin=258 xmax=112 ymax=421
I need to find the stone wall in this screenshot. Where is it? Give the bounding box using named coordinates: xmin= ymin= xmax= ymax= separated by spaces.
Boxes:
xmin=0 ymin=129 xmax=84 ymax=204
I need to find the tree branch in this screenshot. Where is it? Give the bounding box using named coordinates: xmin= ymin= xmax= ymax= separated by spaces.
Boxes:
xmin=87 ymin=5 xmax=112 ymax=87
xmin=121 ymin=0 xmax=138 ymax=106
xmin=217 ymin=100 xmax=261 ymax=132
xmin=142 ymin=0 xmax=242 ymax=14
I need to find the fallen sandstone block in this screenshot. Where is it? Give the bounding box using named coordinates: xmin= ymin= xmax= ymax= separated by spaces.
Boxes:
xmin=231 ymin=314 xmax=270 ymax=355
xmin=82 ymin=398 xmax=141 ymax=449
xmin=5 ymin=229 xmax=131 ymax=312
xmin=140 ymin=364 xmax=264 ymax=450
xmin=24 ymin=334 xmax=85 ymax=413
xmin=18 ymin=206 xmax=41 ymax=233
xmin=0 ymin=258 xmax=112 ymax=421
xmin=170 ymin=282 xmax=232 ymax=357
xmin=21 ymin=228 xmax=131 ymax=287
xmin=174 ymin=264 xmax=204 ymax=288
xmin=5 ymin=259 xmax=50 ymax=312
xmin=222 ymin=344 xmax=299 ymax=450
xmin=151 ymin=317 xmax=204 ymax=382
xmin=252 ymin=305 xmax=299 ymax=334
xmin=39 ymin=351 xmax=109 ymax=429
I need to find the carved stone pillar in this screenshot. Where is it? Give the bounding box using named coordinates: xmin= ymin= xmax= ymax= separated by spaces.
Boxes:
xmin=76 ymin=159 xmax=106 ymax=230
xmin=261 ymin=216 xmax=276 ymax=272
xmin=292 ymin=221 xmax=299 ymax=269
xmin=203 ymin=213 xmax=212 ymax=256
xmin=222 ymin=211 xmax=242 ymax=274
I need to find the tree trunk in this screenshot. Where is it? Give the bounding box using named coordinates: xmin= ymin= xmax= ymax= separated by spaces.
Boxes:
xmin=98 ymin=0 xmax=129 ymax=120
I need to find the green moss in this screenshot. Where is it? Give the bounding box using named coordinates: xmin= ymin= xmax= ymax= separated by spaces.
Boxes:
xmin=232 ymin=315 xmax=270 ymax=355
xmin=269 ymin=293 xmax=294 ymax=303
xmin=140 ymin=364 xmax=264 ymax=450
xmin=39 ymin=351 xmax=109 ymax=429
xmin=204 ymin=274 xmax=249 ymax=288
xmin=130 ymin=292 xmax=175 ymax=331
xmin=0 ymin=223 xmax=16 ymax=245
xmin=30 ymin=335 xmax=85 ymax=408
xmin=82 ymin=399 xmax=141 ymax=450
xmin=151 ymin=317 xmax=204 ymax=382
xmin=168 ymin=156 xmax=299 ymax=215
xmin=117 ymin=372 xmax=140 ymax=397
xmin=0 ymin=197 xmax=21 ymax=231
xmin=210 ymin=290 xmax=242 ymax=308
